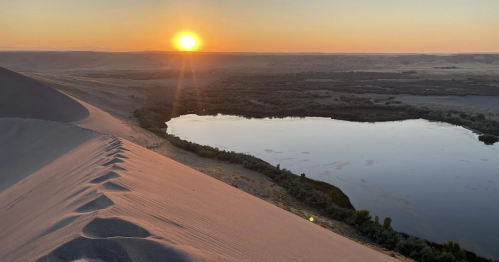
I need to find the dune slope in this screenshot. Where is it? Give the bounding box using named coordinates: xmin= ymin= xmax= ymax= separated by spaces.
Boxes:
xmin=0 ymin=119 xmax=397 ymax=262
xmin=0 ymin=66 xmax=89 ymax=122
xmin=0 ymin=118 xmax=99 ymax=192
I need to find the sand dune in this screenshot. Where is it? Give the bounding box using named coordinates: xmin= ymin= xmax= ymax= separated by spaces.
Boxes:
xmin=0 ymin=65 xmax=160 ymax=148
xmin=0 ymin=118 xmax=99 ymax=192
xmin=70 ymin=95 xmax=161 ymax=147
xmin=0 ymin=67 xmax=89 ymax=122
xmin=0 ymin=119 xmax=398 ymax=261
xmin=0 ymin=68 xmax=399 ymax=261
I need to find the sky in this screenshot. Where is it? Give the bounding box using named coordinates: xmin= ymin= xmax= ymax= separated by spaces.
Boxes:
xmin=1 ymin=0 xmax=499 ymax=53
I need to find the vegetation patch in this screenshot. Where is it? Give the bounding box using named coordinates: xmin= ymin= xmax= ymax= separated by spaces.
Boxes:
xmin=478 ymin=135 xmax=499 ymax=145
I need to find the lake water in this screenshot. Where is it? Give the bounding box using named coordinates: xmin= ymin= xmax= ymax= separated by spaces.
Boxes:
xmin=167 ymin=114 xmax=499 ymax=259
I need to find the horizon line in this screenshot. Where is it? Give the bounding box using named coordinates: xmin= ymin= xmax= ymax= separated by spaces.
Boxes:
xmin=1 ymin=48 xmax=499 ymax=55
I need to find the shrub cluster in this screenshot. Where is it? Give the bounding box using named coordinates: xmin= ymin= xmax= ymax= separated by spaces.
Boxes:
xmin=357 ymin=217 xmax=469 ymax=262
xmin=166 ymin=134 xmax=353 ymax=208
xmin=478 ymin=135 xmax=499 ymax=145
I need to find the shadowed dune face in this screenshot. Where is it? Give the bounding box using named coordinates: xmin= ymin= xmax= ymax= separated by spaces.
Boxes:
xmin=0 ymin=66 xmax=89 ymax=122
xmin=102 ymin=181 xmax=130 ymax=191
xmin=0 ymin=118 xmax=97 ymax=193
xmin=82 ymin=217 xmax=150 ymax=238
xmin=74 ymin=194 xmax=115 ymax=213
xmin=89 ymin=171 xmax=121 ymax=184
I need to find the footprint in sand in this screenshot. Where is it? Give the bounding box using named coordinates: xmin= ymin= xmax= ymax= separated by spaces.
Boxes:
xmin=38 ymin=217 xmax=189 ymax=262
xmin=103 ymin=181 xmax=130 ymax=192
xmin=83 ymin=217 xmax=150 ymax=238
xmin=36 ymin=237 xmax=191 ymax=262
xmin=106 ymin=150 xmax=127 ymax=157
xmin=74 ymin=195 xmax=114 ymax=213
xmin=89 ymin=171 xmax=121 ymax=184
xmin=102 ymin=158 xmax=125 ymax=166
xmin=111 ymin=165 xmax=127 ymax=171
xmin=104 ymin=143 xmax=122 ymax=152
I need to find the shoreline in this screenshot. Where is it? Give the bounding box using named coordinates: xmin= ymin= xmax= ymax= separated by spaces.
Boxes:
xmin=153 ymin=126 xmax=496 ymax=262
xmin=154 ymin=112 xmax=499 ymax=261
xmin=163 ymin=106 xmax=499 ymax=139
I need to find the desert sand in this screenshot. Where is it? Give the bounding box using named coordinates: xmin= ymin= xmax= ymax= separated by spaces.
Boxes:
xmin=0 ymin=66 xmax=399 ymax=261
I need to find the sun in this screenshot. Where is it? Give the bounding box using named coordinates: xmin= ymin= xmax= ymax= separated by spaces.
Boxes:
xmin=173 ymin=32 xmax=201 ymax=51
xmin=179 ymin=35 xmax=196 ymax=50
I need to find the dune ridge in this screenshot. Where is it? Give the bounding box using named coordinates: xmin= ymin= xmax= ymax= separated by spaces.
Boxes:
xmin=0 ymin=68 xmax=398 ymax=261
xmin=0 ymin=118 xmax=398 ymax=261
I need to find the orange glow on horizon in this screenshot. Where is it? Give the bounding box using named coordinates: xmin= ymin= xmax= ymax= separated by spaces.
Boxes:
xmin=1 ymin=1 xmax=499 ymax=53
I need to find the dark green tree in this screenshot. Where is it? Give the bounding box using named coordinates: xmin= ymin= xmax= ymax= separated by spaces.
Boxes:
xmin=329 ymin=191 xmax=339 ymax=205
xmin=443 ymin=241 xmax=464 ymax=259
xmin=352 ymin=210 xmax=371 ymax=225
xmin=383 ymin=217 xmax=393 ymax=230
xmin=437 ymin=252 xmax=455 ymax=262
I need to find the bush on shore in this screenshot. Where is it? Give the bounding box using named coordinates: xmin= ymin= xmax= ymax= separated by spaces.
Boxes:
xmin=478 ymin=135 xmax=499 ymax=145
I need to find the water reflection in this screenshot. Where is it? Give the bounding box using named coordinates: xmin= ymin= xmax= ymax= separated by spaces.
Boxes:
xmin=167 ymin=114 xmax=499 ymax=259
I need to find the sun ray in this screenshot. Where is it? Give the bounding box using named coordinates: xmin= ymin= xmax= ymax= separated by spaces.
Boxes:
xmin=187 ymin=54 xmax=204 ymax=114
xmin=170 ymin=55 xmax=187 ymax=118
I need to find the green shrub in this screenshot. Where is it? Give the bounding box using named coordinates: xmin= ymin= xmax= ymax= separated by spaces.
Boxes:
xmin=443 ymin=241 xmax=467 ymax=260
xmin=478 ymin=135 xmax=499 ymax=145
xmin=352 ymin=210 xmax=371 ymax=225
xmin=383 ymin=217 xmax=393 ymax=230
xmin=300 ymin=173 xmax=306 ymax=183
xmin=329 ymin=191 xmax=339 ymax=205
xmin=438 ymin=252 xmax=456 ymax=262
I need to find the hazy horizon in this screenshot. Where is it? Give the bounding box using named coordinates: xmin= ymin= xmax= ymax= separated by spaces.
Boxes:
xmin=1 ymin=47 xmax=498 ymax=56
xmin=2 ymin=0 xmax=499 ymax=53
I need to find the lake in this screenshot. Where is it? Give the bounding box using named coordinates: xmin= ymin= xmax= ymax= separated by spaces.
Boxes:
xmin=167 ymin=114 xmax=499 ymax=259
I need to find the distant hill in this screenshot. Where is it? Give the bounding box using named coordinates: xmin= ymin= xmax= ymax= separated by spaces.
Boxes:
xmin=0 ymin=51 xmax=498 ymax=73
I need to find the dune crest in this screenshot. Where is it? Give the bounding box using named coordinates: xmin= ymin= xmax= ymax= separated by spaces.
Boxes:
xmin=0 ymin=119 xmax=397 ymax=261
xmin=0 ymin=68 xmax=398 ymax=261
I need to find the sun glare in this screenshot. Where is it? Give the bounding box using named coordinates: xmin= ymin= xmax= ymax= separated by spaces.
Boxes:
xmin=173 ymin=32 xmax=201 ymax=51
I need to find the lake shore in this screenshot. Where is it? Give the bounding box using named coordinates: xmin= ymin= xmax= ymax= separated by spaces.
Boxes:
xmin=164 ymin=114 xmax=499 ymax=261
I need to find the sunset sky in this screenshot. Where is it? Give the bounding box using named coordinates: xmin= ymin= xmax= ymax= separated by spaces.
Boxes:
xmin=1 ymin=0 xmax=498 ymax=53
